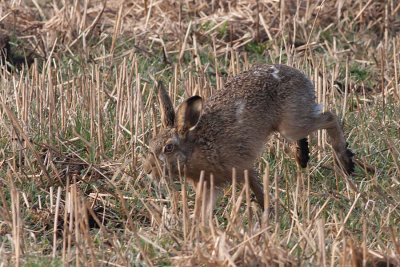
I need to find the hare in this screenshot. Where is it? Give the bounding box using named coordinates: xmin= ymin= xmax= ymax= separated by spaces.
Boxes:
xmin=144 ymin=64 xmax=354 ymax=209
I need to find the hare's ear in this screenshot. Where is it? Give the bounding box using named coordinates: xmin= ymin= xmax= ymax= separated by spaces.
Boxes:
xmin=157 ymin=81 xmax=175 ymax=128
xmin=175 ymin=96 xmax=202 ymax=136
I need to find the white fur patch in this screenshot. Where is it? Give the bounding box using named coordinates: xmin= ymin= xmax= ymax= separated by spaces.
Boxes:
xmin=235 ymin=100 xmax=246 ymax=124
xmin=314 ymin=104 xmax=323 ymax=116
xmin=270 ymin=66 xmax=280 ymax=80
xmin=158 ymin=154 xmax=165 ymax=163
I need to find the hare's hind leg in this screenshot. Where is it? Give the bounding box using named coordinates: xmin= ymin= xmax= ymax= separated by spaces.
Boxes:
xmin=306 ymin=112 xmax=354 ymax=174
xmin=294 ymin=138 xmax=310 ymax=168
xmin=279 ymin=111 xmax=354 ymax=174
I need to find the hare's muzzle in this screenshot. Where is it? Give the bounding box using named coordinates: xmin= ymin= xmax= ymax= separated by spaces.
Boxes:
xmin=143 ymin=154 xmax=154 ymax=174
xmin=143 ymin=153 xmax=163 ymax=180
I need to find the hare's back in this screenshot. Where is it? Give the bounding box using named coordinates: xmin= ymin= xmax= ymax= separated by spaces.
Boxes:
xmin=206 ymin=64 xmax=315 ymax=117
xmin=226 ymin=64 xmax=314 ymax=95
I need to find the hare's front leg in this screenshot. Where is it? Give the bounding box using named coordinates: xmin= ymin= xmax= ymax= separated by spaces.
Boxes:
xmin=248 ymin=170 xmax=265 ymax=210
xmin=192 ymin=178 xmax=218 ymax=226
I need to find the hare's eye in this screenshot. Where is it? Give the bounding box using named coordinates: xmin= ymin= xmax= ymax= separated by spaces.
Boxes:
xmin=164 ymin=143 xmax=174 ymax=153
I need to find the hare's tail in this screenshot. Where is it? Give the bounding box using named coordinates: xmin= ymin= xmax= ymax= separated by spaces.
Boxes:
xmin=294 ymin=138 xmax=310 ymax=168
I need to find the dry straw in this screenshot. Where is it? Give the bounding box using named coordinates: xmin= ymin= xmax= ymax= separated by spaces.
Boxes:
xmin=0 ymin=0 xmax=399 ymax=266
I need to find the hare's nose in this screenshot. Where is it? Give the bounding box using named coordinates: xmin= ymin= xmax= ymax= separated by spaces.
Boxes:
xmin=143 ymin=161 xmax=152 ymax=174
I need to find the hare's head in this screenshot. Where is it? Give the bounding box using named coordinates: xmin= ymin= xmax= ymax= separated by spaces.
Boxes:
xmin=144 ymin=82 xmax=203 ymax=180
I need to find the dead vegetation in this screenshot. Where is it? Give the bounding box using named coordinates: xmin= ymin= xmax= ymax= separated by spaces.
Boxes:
xmin=0 ymin=0 xmax=400 ymax=266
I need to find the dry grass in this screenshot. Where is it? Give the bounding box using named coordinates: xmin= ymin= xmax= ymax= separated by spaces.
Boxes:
xmin=1 ymin=0 xmax=400 ymax=266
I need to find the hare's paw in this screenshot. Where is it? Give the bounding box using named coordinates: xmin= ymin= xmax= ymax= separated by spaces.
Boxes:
xmin=336 ymin=143 xmax=355 ymax=175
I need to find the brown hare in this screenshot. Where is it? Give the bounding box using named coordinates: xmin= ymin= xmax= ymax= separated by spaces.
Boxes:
xmin=144 ymin=64 xmax=354 ymax=209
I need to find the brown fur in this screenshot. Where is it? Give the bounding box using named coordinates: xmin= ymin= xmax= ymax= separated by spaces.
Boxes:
xmin=144 ymin=64 xmax=354 ymax=209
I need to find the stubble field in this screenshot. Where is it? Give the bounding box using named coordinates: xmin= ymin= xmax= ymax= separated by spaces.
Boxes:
xmin=0 ymin=0 xmax=400 ymax=266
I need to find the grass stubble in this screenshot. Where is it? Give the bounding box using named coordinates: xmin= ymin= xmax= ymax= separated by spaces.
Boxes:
xmin=0 ymin=0 xmax=400 ymax=266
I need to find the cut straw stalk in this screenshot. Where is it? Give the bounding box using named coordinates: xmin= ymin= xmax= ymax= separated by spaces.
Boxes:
xmin=52 ymin=187 xmax=62 ymax=258
xmin=9 ymin=174 xmax=21 ymax=267
xmin=1 ymin=0 xmax=400 ymax=265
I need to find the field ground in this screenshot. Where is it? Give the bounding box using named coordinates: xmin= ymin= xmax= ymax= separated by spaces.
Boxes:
xmin=0 ymin=0 xmax=400 ymax=266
